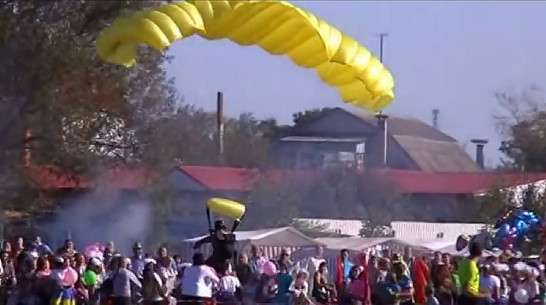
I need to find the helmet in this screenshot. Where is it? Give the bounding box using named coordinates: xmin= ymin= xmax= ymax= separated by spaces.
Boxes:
xmin=214 ymin=219 xmax=227 ymax=231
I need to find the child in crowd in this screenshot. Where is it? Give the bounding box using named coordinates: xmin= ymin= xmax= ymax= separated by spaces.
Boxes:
xmin=290 ymin=270 xmax=311 ymax=305
xmin=426 ymin=286 xmax=440 ymax=305
xmin=217 ymin=262 xmax=241 ymax=303
xmin=378 ymin=273 xmax=401 ymax=305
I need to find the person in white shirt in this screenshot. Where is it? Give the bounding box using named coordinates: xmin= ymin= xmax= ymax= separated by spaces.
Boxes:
xmin=180 ymin=253 xmax=219 ymax=304
xmin=218 ymin=262 xmax=241 ymax=302
xmin=249 ymin=245 xmax=267 ymax=275
xmin=301 ymin=246 xmax=325 ymax=296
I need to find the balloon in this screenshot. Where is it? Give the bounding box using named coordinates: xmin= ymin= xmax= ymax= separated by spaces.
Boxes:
xmin=514 ymin=288 xmax=529 ymax=304
xmin=96 ymin=1 xmax=395 ymax=111
xmin=498 ymin=223 xmax=510 ymax=237
xmin=455 ymin=235 xmax=469 ymax=251
xmin=61 ymin=267 xmax=78 ymax=286
xmin=82 ymin=270 xmax=97 ymax=286
xmin=509 ymin=226 xmax=517 ymax=235
xmin=263 ymin=261 xmax=277 ymax=276
xmin=502 ymin=235 xmax=514 ymax=251
xmin=515 ymin=220 xmax=529 ymax=236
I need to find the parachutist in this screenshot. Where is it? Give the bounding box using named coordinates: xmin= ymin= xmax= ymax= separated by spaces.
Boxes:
xmin=193 ymin=219 xmax=236 ymax=274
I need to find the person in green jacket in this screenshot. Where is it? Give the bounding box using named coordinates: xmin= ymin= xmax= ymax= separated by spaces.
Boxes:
xmin=457 ymin=242 xmax=489 ymax=305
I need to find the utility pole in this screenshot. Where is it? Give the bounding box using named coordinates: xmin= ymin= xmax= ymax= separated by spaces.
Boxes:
xmin=375 ymin=33 xmax=389 ymax=167
xmin=376 ymin=33 xmax=388 ymax=116
xmin=376 ymin=33 xmax=389 ymax=63
xmin=216 ymin=91 xmax=225 ymax=165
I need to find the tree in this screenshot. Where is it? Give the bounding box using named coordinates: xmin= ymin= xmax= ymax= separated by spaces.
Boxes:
xmin=244 ymin=173 xmax=307 ymax=229
xmin=477 ymin=180 xmax=546 ymax=254
xmin=292 ymin=108 xmax=335 ymax=125
xmin=476 ymin=183 xmax=513 ymax=224
xmin=0 ymin=1 xmax=178 ymax=220
xmin=257 ymin=118 xmax=292 ymax=140
xmin=357 ymin=171 xmax=402 ymax=237
xmin=137 ymin=109 xmax=274 ymax=168
xmin=245 ymin=166 xmax=405 ymax=233
xmin=495 ymin=86 xmax=546 ymax=171
xmin=290 ymin=219 xmax=329 ymax=232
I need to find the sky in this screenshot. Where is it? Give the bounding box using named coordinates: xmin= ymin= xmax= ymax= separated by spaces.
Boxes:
xmin=166 ymin=1 xmax=546 ymax=167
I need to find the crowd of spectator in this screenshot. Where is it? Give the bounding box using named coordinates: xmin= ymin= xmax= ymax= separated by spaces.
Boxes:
xmin=0 ymin=236 xmax=545 ymax=305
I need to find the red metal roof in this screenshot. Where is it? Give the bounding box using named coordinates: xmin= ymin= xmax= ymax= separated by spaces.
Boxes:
xmin=375 ymin=169 xmax=546 ymax=194
xmin=178 ymin=166 xmax=310 ymax=191
xmin=23 ymin=166 xmax=154 ymax=190
xmin=179 ymin=166 xmax=546 ymax=195
xmin=179 ymin=166 xmax=260 ymax=191
xmin=24 ymin=165 xmax=546 ymax=195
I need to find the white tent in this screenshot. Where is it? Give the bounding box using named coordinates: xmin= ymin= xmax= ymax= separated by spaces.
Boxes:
xmin=415 ymin=240 xmax=455 ymax=251
xmin=180 ymin=226 xmax=322 ymax=262
xmin=316 ymin=237 xmax=394 ymax=252
xmin=435 ymin=243 xmax=497 ymax=257
xmin=392 ymin=221 xmax=486 ymax=241
xmin=313 ymin=237 xmax=430 ymax=278
xmin=315 ymin=237 xmax=431 ymax=255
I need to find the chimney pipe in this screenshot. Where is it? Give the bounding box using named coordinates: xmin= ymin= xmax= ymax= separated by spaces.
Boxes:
xmin=470 ymin=139 xmax=488 ymax=169
xmin=432 ymin=109 xmax=439 ymax=129
xmin=23 ymin=129 xmax=31 ymax=166
xmin=217 ymin=92 xmax=225 ymax=165
xmin=375 ymin=113 xmax=389 ymax=167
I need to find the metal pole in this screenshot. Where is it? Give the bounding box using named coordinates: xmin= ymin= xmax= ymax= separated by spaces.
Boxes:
xmin=376 ymin=33 xmax=388 ymax=116
xmin=216 ymin=92 xmax=225 ymax=165
xmin=376 ymin=33 xmax=388 ymax=63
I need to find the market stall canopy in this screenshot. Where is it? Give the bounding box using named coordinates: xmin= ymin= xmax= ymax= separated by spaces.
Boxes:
xmin=181 ymin=226 xmax=322 ymax=260
xmin=412 ymin=240 xmax=455 ymax=251
xmin=184 ymin=226 xmax=320 ymax=247
xmin=434 ymin=243 xmax=498 ymax=257
xmin=392 ymin=221 xmax=486 ymax=242
xmin=315 ymin=237 xmax=430 ymax=254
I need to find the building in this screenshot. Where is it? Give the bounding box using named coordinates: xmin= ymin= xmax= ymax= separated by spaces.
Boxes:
xmin=15 ymin=165 xmax=546 ymax=243
xmin=273 ymin=107 xmax=481 ymax=172
xmin=291 ymin=218 xmax=486 ymax=245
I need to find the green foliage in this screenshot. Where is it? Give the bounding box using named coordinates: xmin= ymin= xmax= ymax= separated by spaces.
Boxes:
xmin=292 ymin=107 xmax=335 ymax=125
xmin=518 ymin=183 xmax=546 ymax=217
xmin=359 ymin=221 xmax=395 ymax=238
xmin=245 ymin=165 xmax=404 ymax=232
xmin=138 ymin=109 xmax=273 ymax=168
xmin=478 ymin=180 xmax=546 ymax=253
xmin=290 ymin=219 xmax=330 ymax=232
xmin=0 ymin=1 xmax=178 ymax=230
xmin=244 ymin=172 xmax=305 ymax=228
xmin=495 ymin=86 xmax=546 ymax=171
xmin=476 ymin=183 xmax=512 ymax=224
xmin=0 ymin=1 xmax=176 ymax=177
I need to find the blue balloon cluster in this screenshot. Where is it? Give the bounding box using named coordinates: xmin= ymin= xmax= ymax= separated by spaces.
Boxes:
xmin=494 ymin=209 xmax=541 ymax=248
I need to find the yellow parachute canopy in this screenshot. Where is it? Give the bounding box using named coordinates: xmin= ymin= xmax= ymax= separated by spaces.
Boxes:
xmin=96 ymin=0 xmax=395 ymax=111
xmin=207 ymin=198 xmax=246 ymax=221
